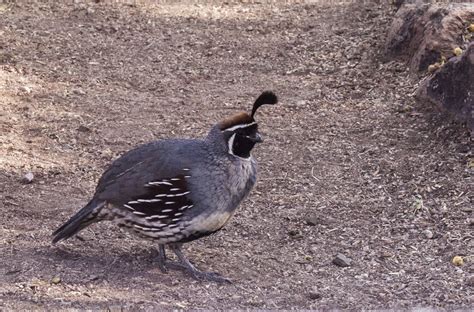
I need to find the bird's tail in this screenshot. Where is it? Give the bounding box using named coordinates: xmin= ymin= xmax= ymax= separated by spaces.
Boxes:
xmin=52 ymin=199 xmax=106 ymax=244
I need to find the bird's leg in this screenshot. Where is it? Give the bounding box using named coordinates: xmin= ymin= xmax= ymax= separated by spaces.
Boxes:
xmin=155 ymin=244 xmax=189 ymax=273
xmin=156 ymin=244 xmax=168 ymax=273
xmin=169 ymin=244 xmax=231 ymax=284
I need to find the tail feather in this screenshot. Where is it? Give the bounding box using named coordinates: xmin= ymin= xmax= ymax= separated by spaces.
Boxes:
xmin=52 ymin=199 xmax=105 ymax=244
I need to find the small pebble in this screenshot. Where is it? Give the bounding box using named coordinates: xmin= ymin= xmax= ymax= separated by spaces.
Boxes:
xmin=22 ymin=172 xmax=34 ymax=184
xmin=308 ymin=291 xmax=321 ymax=300
xmin=333 ymin=253 xmax=351 ymax=267
xmin=466 ymin=276 xmax=474 ymax=287
xmin=452 ymin=256 xmax=464 ymax=266
xmin=72 ymin=88 xmax=86 ymax=95
xmin=51 ymin=276 xmax=61 ymax=284
xmin=423 ymin=229 xmax=433 ymax=239
xmin=468 ymin=23 xmax=474 ymax=33
xmin=19 ymin=85 xmax=32 ymax=94
xmin=305 ymin=215 xmax=319 ymax=226
xmin=453 ymin=47 xmax=462 ymax=56
xmin=77 ymin=125 xmax=91 ymax=132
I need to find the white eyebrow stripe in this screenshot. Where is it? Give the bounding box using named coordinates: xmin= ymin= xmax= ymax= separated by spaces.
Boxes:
xmin=223 ymin=121 xmax=257 ymax=132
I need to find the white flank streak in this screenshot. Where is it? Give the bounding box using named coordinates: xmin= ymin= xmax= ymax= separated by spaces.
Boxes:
xmin=148 ymin=215 xmax=168 ymax=219
xmin=167 ymin=191 xmax=190 ymax=198
xmin=184 ymin=175 xmax=191 ymax=178
xmin=223 ymin=121 xmax=257 ymax=132
xmin=128 ymin=201 xmax=139 ymax=204
xmin=174 ymin=212 xmax=183 ymax=216
xmin=182 ymin=168 xmax=190 ymax=171
xmin=145 ymin=215 xmax=160 ymax=220
xmin=137 ymin=199 xmax=162 ymax=203
xmin=162 ymin=209 xmax=173 ymax=213
xmin=168 ymin=224 xmax=179 ymax=228
xmin=165 ymin=201 xmax=175 ymax=205
xmin=170 ymin=178 xmax=181 ymax=181
xmin=170 ymin=188 xmax=181 ymax=191
xmin=172 ymin=218 xmax=181 ymax=222
xmin=148 ymin=181 xmax=172 ymax=186
xmin=155 ymin=194 xmax=167 ymax=198
xmin=133 ymin=211 xmax=146 ymax=216
xmin=124 ymin=204 xmax=135 ymax=211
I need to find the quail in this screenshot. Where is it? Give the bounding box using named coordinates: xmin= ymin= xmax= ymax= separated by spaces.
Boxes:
xmin=52 ymin=91 xmax=278 ymax=283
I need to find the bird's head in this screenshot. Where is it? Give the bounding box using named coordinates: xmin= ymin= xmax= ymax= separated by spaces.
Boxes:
xmin=216 ymin=91 xmax=278 ymax=159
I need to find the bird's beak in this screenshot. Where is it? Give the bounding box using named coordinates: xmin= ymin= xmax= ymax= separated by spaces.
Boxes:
xmin=248 ymin=132 xmax=263 ymax=143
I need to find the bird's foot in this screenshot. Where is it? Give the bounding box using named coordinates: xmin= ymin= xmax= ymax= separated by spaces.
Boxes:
xmin=160 ymin=260 xmax=231 ymax=283
xmin=168 ymin=244 xmax=231 ymax=284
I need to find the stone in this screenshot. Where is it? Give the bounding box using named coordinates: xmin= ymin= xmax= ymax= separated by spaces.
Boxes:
xmin=333 ymin=253 xmax=352 ymax=267
xmin=466 ymin=275 xmax=474 ymax=287
xmin=308 ymin=291 xmax=321 ymax=300
xmin=384 ymin=3 xmax=474 ymax=73
xmin=305 ymin=215 xmax=319 ymax=226
xmin=22 ymin=172 xmax=34 ymax=184
xmin=77 ymin=125 xmax=91 ymax=132
xmin=417 ymin=42 xmax=473 ymax=131
xmin=423 ymin=229 xmax=434 ymax=239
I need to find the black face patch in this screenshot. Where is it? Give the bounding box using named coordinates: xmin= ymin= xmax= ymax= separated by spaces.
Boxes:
xmin=231 ymin=134 xmax=257 ymax=158
xmin=223 ymin=123 xmax=260 ymax=159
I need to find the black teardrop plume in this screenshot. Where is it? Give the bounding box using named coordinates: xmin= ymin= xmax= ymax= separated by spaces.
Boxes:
xmin=251 ymin=91 xmax=278 ymax=119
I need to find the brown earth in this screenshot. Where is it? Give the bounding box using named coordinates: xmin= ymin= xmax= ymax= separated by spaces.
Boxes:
xmin=0 ymin=1 xmax=472 ymax=310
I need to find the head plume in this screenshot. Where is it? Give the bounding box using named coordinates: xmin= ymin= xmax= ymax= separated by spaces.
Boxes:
xmin=218 ymin=91 xmax=278 ymax=131
xmin=251 ymin=91 xmax=278 ymax=119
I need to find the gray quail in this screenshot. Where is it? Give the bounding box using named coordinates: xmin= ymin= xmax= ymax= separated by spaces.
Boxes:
xmin=52 ymin=91 xmax=278 ymax=283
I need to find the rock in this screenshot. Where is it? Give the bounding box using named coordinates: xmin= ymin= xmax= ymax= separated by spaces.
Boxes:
xmin=466 ymin=275 xmax=474 ymax=287
xmin=469 ymin=23 xmax=474 ymax=33
xmin=453 ymin=47 xmax=463 ymax=56
xmin=72 ymin=88 xmax=86 ymax=95
xmin=384 ymin=3 xmax=474 ymax=73
xmin=51 ymin=276 xmax=61 ymax=284
xmin=19 ymin=85 xmax=32 ymax=94
xmin=417 ymin=42 xmax=473 ymax=131
xmin=22 ymin=172 xmax=34 ymax=184
xmin=333 ymin=253 xmax=352 ymax=267
xmin=452 ymin=256 xmax=464 ymax=266
xmin=308 ymin=291 xmax=321 ymax=300
xmin=423 ymin=229 xmax=434 ymax=239
xmin=77 ymin=125 xmax=91 ymax=132
xmin=305 ymin=215 xmax=319 ymax=226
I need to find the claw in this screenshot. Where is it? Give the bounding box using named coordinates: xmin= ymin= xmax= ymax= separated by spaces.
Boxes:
xmin=191 ymin=271 xmax=232 ymax=284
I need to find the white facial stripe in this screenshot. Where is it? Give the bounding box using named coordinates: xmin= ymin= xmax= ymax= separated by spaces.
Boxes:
xmin=228 ymin=133 xmax=236 ymax=156
xmin=227 ymin=133 xmax=251 ymax=161
xmin=223 ymin=121 xmax=257 ymax=132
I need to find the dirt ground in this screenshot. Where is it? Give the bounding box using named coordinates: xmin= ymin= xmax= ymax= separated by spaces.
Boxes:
xmin=0 ymin=0 xmax=472 ymax=310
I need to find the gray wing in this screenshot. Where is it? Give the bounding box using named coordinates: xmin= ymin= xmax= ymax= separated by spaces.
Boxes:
xmin=94 ymin=139 xmax=202 ymax=217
